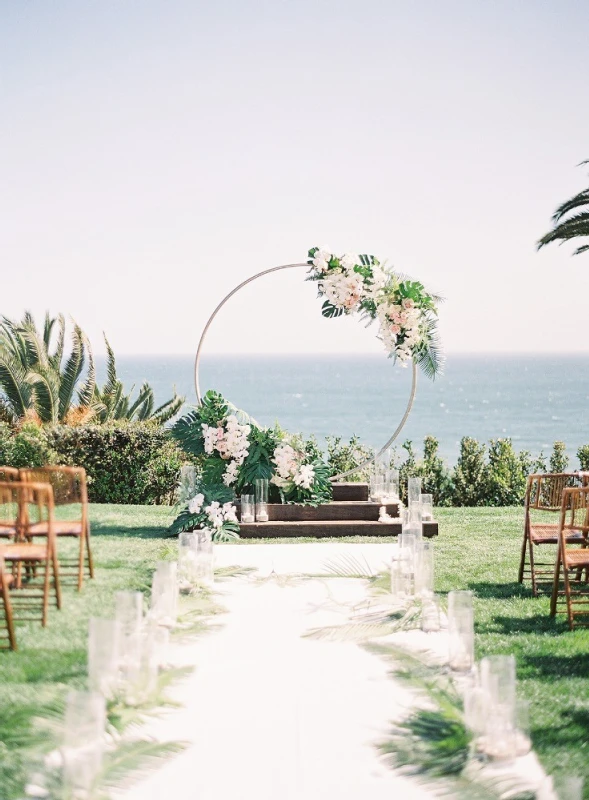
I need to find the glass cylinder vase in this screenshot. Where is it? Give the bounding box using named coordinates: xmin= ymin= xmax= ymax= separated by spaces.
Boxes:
xmin=255 ymin=478 xmax=269 ymax=522
xmin=448 ymin=590 xmax=475 ymax=672
xmin=240 ymin=494 xmax=255 ymax=523
xmin=88 ymin=617 xmax=121 ymax=699
xmin=149 ymin=561 xmax=179 ymax=628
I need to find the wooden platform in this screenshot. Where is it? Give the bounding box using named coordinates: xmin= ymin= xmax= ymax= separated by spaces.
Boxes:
xmin=239 ymin=483 xmax=439 ymax=539
xmin=239 ymin=519 xmax=439 ymax=539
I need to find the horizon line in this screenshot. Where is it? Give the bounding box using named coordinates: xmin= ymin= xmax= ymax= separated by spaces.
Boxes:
xmin=93 ymin=350 xmax=589 ymax=358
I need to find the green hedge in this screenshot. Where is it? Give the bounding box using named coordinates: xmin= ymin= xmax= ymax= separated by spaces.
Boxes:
xmin=0 ymin=421 xmax=587 ymax=507
xmin=0 ymin=422 xmax=183 ymax=504
xmin=48 ymin=424 xmax=183 ymax=504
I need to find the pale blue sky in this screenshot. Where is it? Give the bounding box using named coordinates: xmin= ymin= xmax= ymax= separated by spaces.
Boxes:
xmin=1 ymin=0 xmax=588 ymax=355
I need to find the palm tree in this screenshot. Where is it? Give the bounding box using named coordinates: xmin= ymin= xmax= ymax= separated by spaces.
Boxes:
xmin=0 ymin=314 xmax=184 ymax=425
xmin=538 ymin=161 xmax=589 ymax=255
xmin=0 ymin=313 xmax=95 ymax=424
xmin=93 ymin=336 xmax=184 ymax=425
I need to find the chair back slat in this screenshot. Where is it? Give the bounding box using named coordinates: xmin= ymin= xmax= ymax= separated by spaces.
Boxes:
xmin=526 ymin=473 xmax=584 ymax=512
xmin=20 ymin=467 xmax=86 ymax=507
xmin=0 ymin=480 xmax=55 ymax=548
xmin=0 ymin=467 xmax=19 ymax=483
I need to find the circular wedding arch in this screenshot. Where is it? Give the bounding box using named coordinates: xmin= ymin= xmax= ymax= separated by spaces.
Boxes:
xmin=193 ymin=262 xmax=418 ymax=481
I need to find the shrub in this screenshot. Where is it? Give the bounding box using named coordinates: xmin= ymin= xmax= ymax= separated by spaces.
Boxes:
xmin=549 ymin=441 xmax=569 ymax=473
xmin=578 ymin=445 xmax=589 ymax=471
xmin=452 ymin=437 xmax=488 ymax=506
xmin=326 ymin=435 xmax=373 ymax=482
xmin=48 ymin=423 xmax=183 ymax=504
xmin=0 ymin=422 xmax=58 ymax=468
xmin=485 ymin=438 xmax=529 ymax=506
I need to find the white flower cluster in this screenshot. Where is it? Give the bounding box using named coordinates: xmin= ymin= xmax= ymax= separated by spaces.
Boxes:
xmin=201 ymin=414 xmax=251 ymax=486
xmin=204 ymin=501 xmax=238 ymax=529
xmin=188 ymin=493 xmax=205 ymax=515
xmin=377 ymin=296 xmax=423 ymax=364
xmin=312 ymin=246 xmax=387 ymax=314
xmin=271 ymin=443 xmax=315 ymax=490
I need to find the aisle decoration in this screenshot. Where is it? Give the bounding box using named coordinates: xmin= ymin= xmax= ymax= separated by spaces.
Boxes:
xmin=307 ymin=246 xmax=442 ymax=377
xmin=169 ymin=390 xmax=332 ymax=539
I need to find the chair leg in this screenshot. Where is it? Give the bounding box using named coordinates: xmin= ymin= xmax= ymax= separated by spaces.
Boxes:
xmin=77 ymin=535 xmax=85 ymax=591
xmin=52 ymin=549 xmax=62 ymax=610
xmin=518 ymin=532 xmax=528 ymax=584
xmin=86 ymin=520 xmax=95 ymax=579
xmin=0 ymin=579 xmax=16 ymax=651
xmin=42 ymin=559 xmax=50 ymax=627
xmin=563 ymin=562 xmax=575 ymax=631
xmin=529 ymin=540 xmax=538 ymax=596
xmin=550 ymin=551 xmax=561 ymax=617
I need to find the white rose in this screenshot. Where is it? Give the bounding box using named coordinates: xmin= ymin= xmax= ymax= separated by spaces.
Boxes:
xmin=340 ymin=253 xmax=359 ymax=270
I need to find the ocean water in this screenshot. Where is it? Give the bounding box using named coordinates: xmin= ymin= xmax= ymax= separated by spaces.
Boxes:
xmin=96 ymin=354 xmax=589 ymax=466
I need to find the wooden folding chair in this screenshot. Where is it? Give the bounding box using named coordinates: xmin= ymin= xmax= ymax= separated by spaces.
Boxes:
xmin=0 ymin=481 xmax=61 ymax=627
xmin=0 ymin=467 xmax=19 ymax=538
xmin=550 ymin=487 xmax=589 ymax=630
xmin=518 ymin=472 xmax=588 ymax=595
xmin=20 ymin=466 xmax=94 ymax=591
xmin=0 ymin=552 xmax=16 ymax=650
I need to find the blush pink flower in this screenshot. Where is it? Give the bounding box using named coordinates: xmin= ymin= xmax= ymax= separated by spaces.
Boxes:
xmin=390 ymin=324 xmax=401 ymax=334
xmin=402 ymin=298 xmax=415 ymax=309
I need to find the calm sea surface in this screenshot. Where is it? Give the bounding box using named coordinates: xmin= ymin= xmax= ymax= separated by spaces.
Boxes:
xmin=96 ymin=354 xmax=589 ymax=466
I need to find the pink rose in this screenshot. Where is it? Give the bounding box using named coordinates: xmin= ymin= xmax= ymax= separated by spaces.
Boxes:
xmin=402 ymin=298 xmax=415 ymax=309
xmin=390 ymin=324 xmax=401 ymax=335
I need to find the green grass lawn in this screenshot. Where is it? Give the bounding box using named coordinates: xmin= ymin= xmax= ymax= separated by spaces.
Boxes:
xmin=1 ymin=504 xmax=588 ymax=795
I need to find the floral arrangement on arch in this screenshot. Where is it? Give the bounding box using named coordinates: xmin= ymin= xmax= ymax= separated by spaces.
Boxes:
xmin=168 ymin=390 xmax=332 ymax=539
xmin=307 ymin=247 xmax=443 ymax=378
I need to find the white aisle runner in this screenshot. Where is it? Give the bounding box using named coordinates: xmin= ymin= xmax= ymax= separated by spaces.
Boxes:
xmin=121 ymin=545 xmax=434 ymax=800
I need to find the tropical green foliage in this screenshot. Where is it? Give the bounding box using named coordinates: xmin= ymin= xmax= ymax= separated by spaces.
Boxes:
xmin=538 ymin=161 xmax=589 ymax=255
xmin=0 ymin=313 xmax=183 ymax=425
xmin=92 ymin=336 xmax=183 ymax=425
xmin=170 ymin=390 xmax=333 ymax=537
xmin=0 ymin=312 xmax=95 ymax=424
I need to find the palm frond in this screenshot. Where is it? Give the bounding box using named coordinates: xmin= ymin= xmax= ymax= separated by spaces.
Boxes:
xmin=321 ymin=552 xmax=377 ymax=579
xmin=77 ymin=331 xmax=96 ymax=408
xmin=0 ymin=344 xmax=33 ymax=418
xmin=134 ymin=383 xmax=155 ymax=421
xmin=150 ymin=392 xmax=185 ymax=425
xmin=414 ymin=315 xmax=445 ymax=379
xmin=97 ymin=739 xmax=187 ymax=791
xmin=551 ymin=187 xmax=589 ymax=222
xmin=26 ymin=366 xmax=60 ymax=424
xmin=57 ymin=323 xmax=86 ymax=421
xmin=48 ymin=313 xmax=66 ymax=369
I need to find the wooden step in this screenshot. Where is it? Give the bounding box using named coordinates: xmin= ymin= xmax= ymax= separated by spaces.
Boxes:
xmin=331 ymin=483 xmax=369 ymax=502
xmin=238 ymin=520 xmax=439 ymax=539
xmin=262 ymin=501 xmax=400 ymax=522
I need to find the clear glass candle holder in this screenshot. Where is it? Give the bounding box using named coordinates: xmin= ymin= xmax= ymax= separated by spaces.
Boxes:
xmin=416 ymin=540 xmax=434 ymax=597
xmin=178 ymin=531 xmax=199 ymax=592
xmin=63 ymin=690 xmax=106 ymax=794
xmin=196 ymin=528 xmax=214 ymax=585
xmin=178 ymin=465 xmax=197 ymax=504
xmin=255 ymin=478 xmax=269 ymax=522
xmin=408 ymin=476 xmax=422 ymax=505
xmin=88 ymin=617 xmax=121 ymax=699
xmin=420 ymin=493 xmax=434 ymax=521
xmin=149 ymin=561 xmax=178 ymax=628
xmin=115 ymin=590 xmax=143 ymax=688
xmin=124 ymin=627 xmax=159 ymax=707
xmin=421 ymin=595 xmax=441 ymax=632
xmin=448 ymin=590 xmax=475 ymax=672
xmin=240 ymin=494 xmax=255 ymax=523
xmin=387 ymin=469 xmax=400 ymax=502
